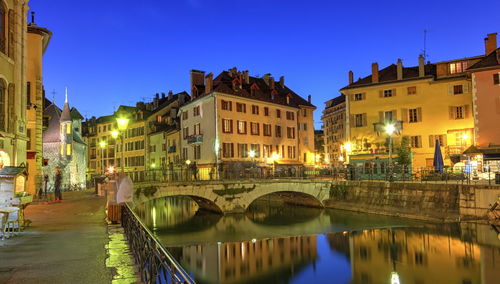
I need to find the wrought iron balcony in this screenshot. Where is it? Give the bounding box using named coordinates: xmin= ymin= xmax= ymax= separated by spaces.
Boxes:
xmin=168 ymin=146 xmax=176 ymax=153
xmin=446 ymin=145 xmax=466 ymax=155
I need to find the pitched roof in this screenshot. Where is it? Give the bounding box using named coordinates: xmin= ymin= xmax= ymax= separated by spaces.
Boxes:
xmin=70 ymin=107 xmax=84 ymax=120
xmin=151 ymin=91 xmax=190 ymax=113
xmin=342 ymin=64 xmax=436 ymax=90
xmin=467 ymin=48 xmax=500 ymax=71
xmin=60 ymin=101 xmax=72 ymax=122
xmin=325 ymin=94 xmax=345 ymax=108
xmin=185 ymin=70 xmax=315 ymax=109
xmin=43 ymin=103 xmax=62 ymax=143
xmin=96 ymin=115 xmax=115 ymax=124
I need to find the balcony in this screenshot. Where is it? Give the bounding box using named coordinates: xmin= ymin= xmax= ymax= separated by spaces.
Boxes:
xmin=187 ymin=134 xmax=203 ymax=145
xmin=446 ymin=145 xmax=466 ymax=155
xmin=168 ymin=146 xmax=176 ymax=153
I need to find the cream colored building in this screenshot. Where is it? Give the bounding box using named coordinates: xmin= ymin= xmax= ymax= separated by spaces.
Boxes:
xmin=179 ymin=68 xmax=316 ymax=176
xmin=321 ymin=94 xmax=346 ymax=166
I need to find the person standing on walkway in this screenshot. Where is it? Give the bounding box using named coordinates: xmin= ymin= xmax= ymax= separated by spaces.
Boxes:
xmin=54 ymin=168 xmax=63 ymax=202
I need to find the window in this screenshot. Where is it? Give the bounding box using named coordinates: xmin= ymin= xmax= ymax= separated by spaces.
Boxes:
xmin=302 ymin=109 xmax=307 ymax=117
xmin=263 ymin=124 xmax=271 ymax=136
xmin=275 ymin=125 xmax=282 ymax=137
xmin=236 ymin=103 xmax=246 ymax=113
xmin=182 ymin=147 xmax=188 ymax=160
xmin=286 ymin=111 xmax=295 ymax=120
xmin=194 ymin=145 xmax=201 ymax=160
xmin=410 ymin=136 xmax=422 ymax=148
xmin=238 ymin=144 xmax=248 ymax=158
xmin=409 ymin=108 xmax=418 ymax=123
xmin=193 ymin=106 xmax=200 ymax=116
xmin=26 ymin=82 xmax=31 ymax=106
xmin=183 ymin=127 xmax=189 ymax=139
xmin=355 ymin=113 xmax=365 ymax=127
xmin=450 ymin=106 xmax=467 ymax=119
xmin=429 ymin=135 xmax=446 ymax=147
xmin=264 ymin=107 xmax=269 ymax=116
xmin=27 ymin=129 xmax=32 ymax=150
xmin=0 ymin=80 xmax=4 ymax=131
xmin=383 ymin=89 xmax=393 ymax=97
xmin=222 ymin=100 xmax=232 ymax=111
xmin=286 ymin=127 xmax=296 ymax=139
xmin=251 ymin=105 xmax=259 ymax=115
xmin=407 ymin=86 xmax=417 ymax=95
xmin=354 ymin=93 xmax=364 ymax=101
xmin=250 ymin=144 xmax=260 ymax=157
xmin=276 ymin=109 xmax=281 ymax=118
xmin=263 ymin=145 xmax=272 ymax=158
xmin=237 ymin=120 xmax=247 ymax=134
xmin=287 ymin=146 xmax=296 ymax=159
xmin=453 ymin=85 xmax=463 ymax=95
xmin=182 ymin=111 xmax=188 ymax=120
xmin=493 ymin=73 xmax=500 ymax=85
xmin=303 ymin=123 xmax=307 ymax=130
xmin=222 ymin=143 xmax=234 ymax=158
xmin=449 ymin=61 xmax=468 ymax=74
xmin=194 ymin=123 xmax=201 ymax=135
xmin=250 ymin=122 xmax=260 ymax=135
xmin=222 ymin=119 xmax=233 ymax=133
xmin=67 ymin=144 xmax=72 ymax=155
xmin=0 ymin=5 xmax=5 ymax=54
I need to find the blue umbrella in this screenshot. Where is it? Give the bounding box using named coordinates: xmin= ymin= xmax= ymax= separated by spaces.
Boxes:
xmin=433 ymin=139 xmax=444 ymax=173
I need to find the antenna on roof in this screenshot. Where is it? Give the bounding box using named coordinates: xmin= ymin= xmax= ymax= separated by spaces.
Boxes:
xmin=422 ymin=29 xmax=430 ymax=61
xmin=51 ymin=89 xmax=57 ymax=103
xmin=65 ymin=87 xmax=68 ymax=103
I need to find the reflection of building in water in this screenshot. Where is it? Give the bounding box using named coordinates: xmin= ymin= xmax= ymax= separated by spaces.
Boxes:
xmin=135 ymin=197 xmax=198 ymax=229
xmin=181 ymin=235 xmax=317 ymax=283
xmin=346 ymin=229 xmax=489 ymax=284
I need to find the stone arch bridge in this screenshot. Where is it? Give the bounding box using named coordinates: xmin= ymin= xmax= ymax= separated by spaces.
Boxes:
xmin=133 ymin=179 xmax=334 ymax=213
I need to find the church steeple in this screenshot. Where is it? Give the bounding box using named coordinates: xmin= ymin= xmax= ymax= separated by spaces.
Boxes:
xmin=59 ymin=87 xmax=73 ymax=158
xmin=60 ymin=87 xmax=71 ymax=122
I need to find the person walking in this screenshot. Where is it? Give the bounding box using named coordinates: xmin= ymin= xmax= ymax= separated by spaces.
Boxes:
xmin=54 ymin=168 xmax=63 ymax=202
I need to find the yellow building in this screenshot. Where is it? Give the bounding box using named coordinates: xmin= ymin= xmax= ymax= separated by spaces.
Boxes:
xmin=0 ymin=0 xmax=30 ymax=176
xmin=341 ymin=54 xmax=481 ymax=168
xmin=25 ymin=14 xmax=51 ymax=195
xmin=179 ymin=68 xmax=316 ymax=176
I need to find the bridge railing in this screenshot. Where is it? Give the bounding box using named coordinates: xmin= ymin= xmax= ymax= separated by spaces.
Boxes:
xmin=121 ymin=203 xmax=195 ymax=284
xmin=126 ymin=165 xmax=499 ymax=185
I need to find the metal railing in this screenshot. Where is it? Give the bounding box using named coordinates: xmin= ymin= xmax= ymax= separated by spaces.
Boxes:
xmin=121 ymin=203 xmax=195 ymax=284
xmin=125 ymin=165 xmax=500 ymax=185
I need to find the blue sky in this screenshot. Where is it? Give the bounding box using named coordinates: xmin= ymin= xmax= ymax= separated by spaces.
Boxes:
xmin=29 ymin=0 xmax=500 ymax=127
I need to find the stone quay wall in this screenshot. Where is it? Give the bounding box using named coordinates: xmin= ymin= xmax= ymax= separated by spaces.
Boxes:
xmin=133 ymin=180 xmax=500 ymax=222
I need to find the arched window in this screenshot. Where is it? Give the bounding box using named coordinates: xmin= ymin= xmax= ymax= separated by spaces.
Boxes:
xmin=0 ymin=80 xmax=5 ymax=131
xmin=0 ymin=2 xmax=5 ymax=54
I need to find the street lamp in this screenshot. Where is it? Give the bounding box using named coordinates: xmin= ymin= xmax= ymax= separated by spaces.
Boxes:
xmin=115 ymin=117 xmax=130 ymax=173
xmin=248 ymin=150 xmax=256 ymax=168
xmin=385 ymin=123 xmax=396 ymax=180
xmin=99 ymin=140 xmax=107 ymax=174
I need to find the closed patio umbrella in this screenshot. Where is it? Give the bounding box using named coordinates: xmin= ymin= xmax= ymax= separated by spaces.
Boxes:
xmin=433 ymin=139 xmax=444 ymax=173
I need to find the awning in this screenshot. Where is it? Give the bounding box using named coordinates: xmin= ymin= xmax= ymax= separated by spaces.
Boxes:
xmin=0 ymin=166 xmax=27 ymax=178
xmin=274 ymin=159 xmax=303 ymax=165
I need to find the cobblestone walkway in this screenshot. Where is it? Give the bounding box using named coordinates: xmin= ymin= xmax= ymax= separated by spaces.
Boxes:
xmin=106 ymin=224 xmax=141 ymax=284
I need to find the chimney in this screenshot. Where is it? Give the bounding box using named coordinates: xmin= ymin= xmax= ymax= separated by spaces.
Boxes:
xmin=485 ymin=33 xmax=498 ymax=55
xmin=155 ymin=93 xmax=159 ymax=99
xmin=396 ymin=59 xmax=403 ymax=80
xmin=243 ymin=71 xmax=249 ymax=84
xmin=308 ymin=95 xmax=311 ymax=104
xmin=168 ymin=90 xmax=173 ymax=100
xmin=228 ymin=67 xmax=237 ymax=78
xmin=418 ymin=54 xmax=425 ymax=77
xmin=348 ymin=71 xmax=353 ymax=84
xmin=205 ymin=73 xmax=213 ymax=93
xmin=190 ymin=69 xmax=205 ymax=97
xmin=279 ymin=76 xmax=285 ymax=87
xmin=371 ymin=63 xmax=379 ymax=83
xmin=161 ymin=92 xmax=165 ymax=99
xmin=31 ymin=11 xmax=35 ymax=25
xmin=263 ymin=73 xmax=271 ymax=86
xmin=269 ymin=77 xmax=275 ymax=89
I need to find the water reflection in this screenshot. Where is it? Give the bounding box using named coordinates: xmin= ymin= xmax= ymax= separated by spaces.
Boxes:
xmin=136 ymin=196 xmax=500 ymax=284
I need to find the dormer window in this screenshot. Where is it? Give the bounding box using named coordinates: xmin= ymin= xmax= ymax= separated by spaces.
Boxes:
xmin=449 ymin=61 xmax=468 ymax=74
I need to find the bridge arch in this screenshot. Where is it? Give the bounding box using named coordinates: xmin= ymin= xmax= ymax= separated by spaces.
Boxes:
xmin=247 ymin=191 xmax=325 ymax=210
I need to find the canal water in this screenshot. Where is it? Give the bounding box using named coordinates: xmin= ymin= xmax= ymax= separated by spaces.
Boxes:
xmin=134 ymin=197 xmax=500 ymax=284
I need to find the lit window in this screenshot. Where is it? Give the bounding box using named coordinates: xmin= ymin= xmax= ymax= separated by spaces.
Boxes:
xmin=237 ymin=121 xmax=247 ymax=134
xmin=449 ymin=61 xmax=468 ymax=74
xmin=66 ymin=123 xmax=71 ymax=134
xmin=67 ymin=144 xmax=72 ymax=155
xmin=407 ymin=86 xmax=417 ymax=95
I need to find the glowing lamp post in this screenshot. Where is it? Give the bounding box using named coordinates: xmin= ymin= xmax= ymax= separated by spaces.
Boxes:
xmin=385 ymin=123 xmax=396 ymax=179
xmin=248 ymin=150 xmax=256 ymax=167
xmin=115 ymin=117 xmax=130 ymax=173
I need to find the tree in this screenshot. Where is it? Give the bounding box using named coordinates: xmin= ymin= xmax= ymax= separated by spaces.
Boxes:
xmin=396 ymin=136 xmax=412 ymax=166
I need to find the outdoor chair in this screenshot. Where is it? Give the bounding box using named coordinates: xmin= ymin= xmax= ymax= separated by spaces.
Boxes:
xmin=0 ymin=207 xmax=20 ymax=239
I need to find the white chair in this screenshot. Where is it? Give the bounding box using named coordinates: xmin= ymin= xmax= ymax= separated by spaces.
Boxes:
xmin=0 ymin=207 xmax=20 ymax=239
